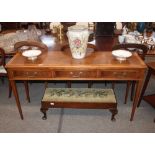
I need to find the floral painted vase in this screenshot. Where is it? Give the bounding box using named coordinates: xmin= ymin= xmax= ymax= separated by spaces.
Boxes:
xmin=67 ymin=25 xmax=89 ymax=59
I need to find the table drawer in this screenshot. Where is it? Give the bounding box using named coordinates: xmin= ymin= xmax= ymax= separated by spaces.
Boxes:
xmin=13 ymin=70 xmax=52 ymax=78
xmin=53 ymin=70 xmax=98 ymax=78
xmin=101 ymin=70 xmax=140 ymax=79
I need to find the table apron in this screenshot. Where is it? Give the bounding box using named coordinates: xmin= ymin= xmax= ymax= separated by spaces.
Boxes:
xmin=7 ymin=69 xmax=145 ymax=81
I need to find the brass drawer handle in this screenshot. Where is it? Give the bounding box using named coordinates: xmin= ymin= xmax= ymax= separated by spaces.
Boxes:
xmin=113 ymin=72 xmax=127 ymax=77
xmin=70 ymin=72 xmax=73 ymax=75
xmin=26 ymin=71 xmax=38 ymax=77
xmin=70 ymin=71 xmax=83 ymax=78
xmin=50 ymin=102 xmax=55 ymax=106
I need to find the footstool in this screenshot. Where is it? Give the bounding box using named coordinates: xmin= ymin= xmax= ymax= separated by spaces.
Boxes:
xmin=40 ymin=88 xmax=118 ymax=121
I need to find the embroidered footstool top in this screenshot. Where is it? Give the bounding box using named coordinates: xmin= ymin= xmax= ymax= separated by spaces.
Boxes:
xmin=42 ymin=88 xmax=116 ymax=103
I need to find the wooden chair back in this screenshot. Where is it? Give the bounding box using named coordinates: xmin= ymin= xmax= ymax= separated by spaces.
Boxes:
xmin=14 ymin=41 xmax=48 ymax=52
xmin=0 ymin=47 xmax=6 ymax=66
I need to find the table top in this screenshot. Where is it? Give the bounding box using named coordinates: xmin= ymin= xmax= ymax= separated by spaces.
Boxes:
xmin=6 ymin=51 xmax=147 ymax=69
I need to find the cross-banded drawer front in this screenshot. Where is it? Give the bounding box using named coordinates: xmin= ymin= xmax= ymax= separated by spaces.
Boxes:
xmin=12 ymin=70 xmax=52 ymax=79
xmin=53 ymin=70 xmax=98 ymax=79
xmin=101 ymin=70 xmax=140 ymax=80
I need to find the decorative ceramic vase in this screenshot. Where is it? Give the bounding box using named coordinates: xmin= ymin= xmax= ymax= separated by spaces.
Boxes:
xmin=67 ymin=25 xmax=89 ymax=59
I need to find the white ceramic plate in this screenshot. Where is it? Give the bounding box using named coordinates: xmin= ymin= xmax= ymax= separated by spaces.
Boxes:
xmin=20 ymin=46 xmax=29 ymax=50
xmin=22 ymin=49 xmax=41 ymax=60
xmin=112 ymin=50 xmax=132 ymax=61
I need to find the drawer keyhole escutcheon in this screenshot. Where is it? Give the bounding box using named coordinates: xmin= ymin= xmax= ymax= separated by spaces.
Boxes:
xmin=50 ymin=102 xmax=55 ymax=106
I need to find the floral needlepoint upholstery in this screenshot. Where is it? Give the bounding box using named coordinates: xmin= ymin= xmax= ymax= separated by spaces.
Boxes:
xmin=42 ymin=88 xmax=116 ymax=103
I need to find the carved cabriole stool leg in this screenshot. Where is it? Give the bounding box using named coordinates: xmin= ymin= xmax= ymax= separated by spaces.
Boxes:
xmin=40 ymin=107 xmax=48 ymax=120
xmin=109 ymin=108 xmax=118 ymax=121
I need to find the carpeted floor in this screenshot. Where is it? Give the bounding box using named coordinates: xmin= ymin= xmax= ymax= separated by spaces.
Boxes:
xmin=0 ymin=79 xmax=154 ymax=133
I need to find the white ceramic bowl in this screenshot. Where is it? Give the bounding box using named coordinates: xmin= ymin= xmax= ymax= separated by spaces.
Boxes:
xmin=112 ymin=50 xmax=132 ymax=61
xmin=22 ymin=49 xmax=42 ymax=60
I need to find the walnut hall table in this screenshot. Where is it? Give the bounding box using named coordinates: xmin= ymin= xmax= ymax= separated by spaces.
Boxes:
xmin=6 ymin=51 xmax=147 ymax=121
